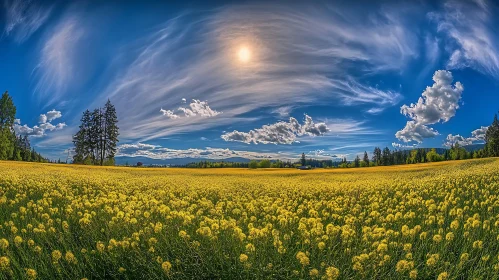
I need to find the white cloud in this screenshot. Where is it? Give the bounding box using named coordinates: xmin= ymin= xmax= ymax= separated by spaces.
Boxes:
xmin=471 ymin=126 xmax=488 ymax=141
xmin=38 ymin=114 xmax=47 ymax=124
xmin=177 ymin=99 xmax=221 ymax=118
xmin=271 ymin=106 xmax=293 ymax=118
xmin=45 ymin=109 xmax=62 ymax=122
xmin=3 ymin=0 xmax=52 ymax=43
xmin=366 ymin=108 xmax=385 ymax=115
xmin=395 ymin=121 xmax=439 ymax=143
xmin=396 ymin=70 xmax=463 ymax=143
xmin=425 ymin=35 xmax=440 ymax=65
xmin=392 ymin=142 xmax=418 ymax=149
xmin=159 ymin=109 xmax=179 ymax=119
xmin=400 ymin=70 xmax=463 ymax=125
xmin=443 ymin=134 xmax=472 ymax=147
xmin=221 ymin=114 xmax=328 ymax=145
xmin=116 ymin=143 xmax=159 ymax=152
xmin=430 ymin=0 xmax=499 ymax=78
xmin=38 ymin=109 xmax=62 ymax=123
xmin=117 ymin=143 xmax=296 ymax=161
xmin=33 ymin=14 xmax=84 ymax=106
xmin=14 ymin=109 xmax=66 ymax=137
xmin=160 ymin=99 xmax=221 ymax=119
xmin=308 ymin=149 xmax=331 ymax=156
xmin=96 ymin=3 xmax=413 ymax=142
xmin=14 ymin=122 xmax=65 ymax=137
xmin=443 ymin=125 xmax=488 ymax=147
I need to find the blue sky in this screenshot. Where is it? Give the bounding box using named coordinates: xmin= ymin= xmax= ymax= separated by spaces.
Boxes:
xmin=2 ymin=0 xmax=499 ymax=162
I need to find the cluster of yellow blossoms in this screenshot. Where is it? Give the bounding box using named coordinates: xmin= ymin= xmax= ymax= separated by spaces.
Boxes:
xmin=0 ymin=159 xmax=499 ymax=278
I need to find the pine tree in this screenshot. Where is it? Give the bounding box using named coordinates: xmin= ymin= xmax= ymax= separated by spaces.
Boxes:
xmin=90 ymin=108 xmax=103 ymax=164
xmin=73 ymin=110 xmax=91 ymax=163
xmin=372 ymin=147 xmax=382 ymax=166
xmin=382 ymin=147 xmax=391 ymax=166
xmin=73 ymin=101 xmax=119 ymax=165
xmin=354 ymin=155 xmax=360 ymax=167
xmin=363 ymin=151 xmax=369 ymax=165
xmin=486 ymin=114 xmax=499 ymax=157
xmin=12 ymin=135 xmax=22 ymax=161
xmin=0 ymin=91 xmax=16 ymax=160
xmin=301 ymin=153 xmax=306 ymax=166
xmin=103 ymin=100 xmax=119 ymax=165
xmin=20 ymin=135 xmax=31 ymax=161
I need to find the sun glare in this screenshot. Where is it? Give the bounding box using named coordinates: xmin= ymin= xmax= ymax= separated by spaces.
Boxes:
xmin=237 ymin=46 xmax=251 ymax=63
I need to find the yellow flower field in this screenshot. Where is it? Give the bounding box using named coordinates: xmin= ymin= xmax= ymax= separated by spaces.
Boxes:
xmin=1 ymin=159 xmax=499 ymax=279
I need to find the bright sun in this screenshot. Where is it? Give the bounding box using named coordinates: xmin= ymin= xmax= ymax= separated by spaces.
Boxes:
xmin=237 ymin=46 xmax=251 ymax=63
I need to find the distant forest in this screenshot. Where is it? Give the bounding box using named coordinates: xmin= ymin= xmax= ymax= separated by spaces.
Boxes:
xmin=140 ymin=110 xmax=499 ymax=169
xmin=0 ymin=92 xmax=48 ymax=163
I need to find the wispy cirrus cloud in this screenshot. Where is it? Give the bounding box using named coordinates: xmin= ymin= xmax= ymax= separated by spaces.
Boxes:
xmin=3 ymin=0 xmax=52 ymax=43
xmin=97 ymin=2 xmax=415 ymax=143
xmin=431 ymin=0 xmax=499 ymax=78
xmin=32 ymin=14 xmax=84 ymax=106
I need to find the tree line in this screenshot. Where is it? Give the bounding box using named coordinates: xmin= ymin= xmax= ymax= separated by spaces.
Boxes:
xmin=170 ymin=109 xmax=499 ymax=169
xmin=0 ymin=91 xmax=48 ymax=163
xmin=72 ymin=100 xmax=119 ymax=165
xmin=337 ymin=110 xmax=499 ymax=168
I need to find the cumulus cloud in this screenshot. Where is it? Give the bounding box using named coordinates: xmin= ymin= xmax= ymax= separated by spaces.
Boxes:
xmin=14 ymin=122 xmax=66 ymax=137
xmin=400 ymin=70 xmax=463 ymax=125
xmin=3 ymin=0 xmax=52 ymax=43
xmin=395 ymin=121 xmax=439 ymax=143
xmin=221 ymin=114 xmax=328 ymax=145
xmin=38 ymin=109 xmax=62 ymax=123
xmin=177 ymin=99 xmax=221 ymax=118
xmin=160 ymin=99 xmax=221 ymax=119
xmin=471 ymin=126 xmax=488 ymax=141
xmin=443 ymin=134 xmax=472 ymax=147
xmin=14 ymin=109 xmax=66 ymax=137
xmin=444 ymin=125 xmax=488 ymax=147
xmin=396 ymin=70 xmax=463 ymax=143
xmin=38 ymin=114 xmax=47 ymax=124
xmin=45 ymin=109 xmax=62 ymax=122
xmin=116 ymin=143 xmax=295 ymax=161
xmin=159 ymin=109 xmax=179 ymax=119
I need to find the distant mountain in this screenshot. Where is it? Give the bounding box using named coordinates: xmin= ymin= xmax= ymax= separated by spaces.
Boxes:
xmin=116 ymin=144 xmax=487 ymax=166
xmin=115 ymin=156 xmax=251 ymax=166
xmin=462 ymin=144 xmax=485 ymax=152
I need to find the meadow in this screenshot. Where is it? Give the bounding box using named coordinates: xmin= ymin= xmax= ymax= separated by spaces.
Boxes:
xmin=1 ymin=159 xmax=499 ymax=279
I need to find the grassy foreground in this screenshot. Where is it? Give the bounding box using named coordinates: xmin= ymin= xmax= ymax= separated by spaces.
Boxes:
xmin=1 ymin=159 xmax=499 ymax=279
